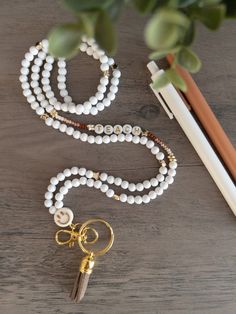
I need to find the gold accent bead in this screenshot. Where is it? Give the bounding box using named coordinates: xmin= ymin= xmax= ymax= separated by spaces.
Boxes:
xmin=141 ymin=130 xmax=148 ymax=136
xmin=103 ymin=70 xmax=110 ymax=77
xmin=35 ymin=41 xmax=43 ymax=50
xmin=50 ymin=109 xmax=58 ymax=118
xmin=112 ymin=194 xmax=120 ymax=201
xmin=93 ymin=172 xmax=100 ymax=180
xmin=87 ymin=124 xmax=95 ymax=131
xmin=40 ymin=114 xmax=49 ymax=120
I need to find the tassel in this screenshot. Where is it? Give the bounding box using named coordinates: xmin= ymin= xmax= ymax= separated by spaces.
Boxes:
xmin=70 ymin=254 xmax=95 ymax=303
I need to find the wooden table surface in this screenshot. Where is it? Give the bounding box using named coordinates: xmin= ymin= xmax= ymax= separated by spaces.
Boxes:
xmin=1 ymin=1 xmax=236 ymax=313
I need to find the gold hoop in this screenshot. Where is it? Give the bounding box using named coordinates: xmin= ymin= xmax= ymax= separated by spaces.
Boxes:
xmin=78 ymin=219 xmax=114 ymax=257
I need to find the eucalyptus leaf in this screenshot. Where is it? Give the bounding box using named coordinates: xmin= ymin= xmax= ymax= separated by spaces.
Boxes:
xmin=132 ymin=0 xmax=156 ymax=14
xmin=149 ymin=46 xmax=181 ymax=60
xmin=78 ymin=12 xmax=98 ymax=37
xmin=193 ymin=4 xmax=226 ymax=29
xmin=145 ymin=9 xmax=190 ymax=50
xmin=152 ymin=72 xmax=171 ymax=90
xmin=222 ymin=0 xmax=236 ymax=17
xmin=177 ymin=0 xmax=198 ymax=8
xmin=48 ymin=23 xmax=82 ymax=58
xmin=63 ymin=0 xmax=113 ymax=12
xmin=182 ymin=21 xmax=195 ymax=46
xmin=166 ymin=68 xmax=187 ymax=91
xmin=176 ymin=47 xmax=202 ymax=73
xmin=95 ymin=10 xmax=117 ymax=55
xmin=106 ymin=0 xmax=124 ymax=20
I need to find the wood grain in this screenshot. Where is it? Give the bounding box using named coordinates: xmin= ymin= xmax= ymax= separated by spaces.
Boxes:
xmin=0 ymin=1 xmax=236 ymax=313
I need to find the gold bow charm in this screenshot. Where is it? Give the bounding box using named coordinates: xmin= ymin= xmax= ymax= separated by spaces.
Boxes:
xmin=55 ymin=223 xmax=99 ymax=248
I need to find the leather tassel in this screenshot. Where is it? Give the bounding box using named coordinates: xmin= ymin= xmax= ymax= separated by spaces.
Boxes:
xmin=70 ymin=254 xmax=95 ymax=303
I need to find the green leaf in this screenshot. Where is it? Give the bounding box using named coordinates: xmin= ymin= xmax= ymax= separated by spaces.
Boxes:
xmin=63 ymin=0 xmax=113 ymax=12
xmin=132 ymin=0 xmax=156 ymax=14
xmin=222 ymin=0 xmax=236 ymax=18
xmin=193 ymin=4 xmax=226 ymax=30
xmin=78 ymin=12 xmax=98 ymax=37
xmin=166 ymin=68 xmax=187 ymax=91
xmin=106 ymin=0 xmax=124 ymax=20
xmin=182 ymin=21 xmax=195 ymax=46
xmin=176 ymin=47 xmax=202 ymax=73
xmin=95 ymin=10 xmax=117 ymax=55
xmin=149 ymin=46 xmax=181 ymax=60
xmin=152 ymin=72 xmax=171 ymax=90
xmin=177 ymin=0 xmax=198 ymax=8
xmin=145 ymin=8 xmax=190 ymax=50
xmin=48 ymin=23 xmax=82 ymax=58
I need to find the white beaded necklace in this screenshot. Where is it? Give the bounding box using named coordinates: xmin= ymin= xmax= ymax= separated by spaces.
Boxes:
xmin=19 ymin=37 xmax=178 ymax=219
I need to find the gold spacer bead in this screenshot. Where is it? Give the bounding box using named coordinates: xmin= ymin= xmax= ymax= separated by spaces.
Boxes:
xmin=87 ymin=124 xmax=95 ymax=131
xmin=50 ymin=109 xmax=58 ymax=118
xmin=40 ymin=114 xmax=49 ymax=121
xmin=103 ymin=70 xmax=110 ymax=77
xmin=141 ymin=130 xmax=149 ymax=136
xmin=93 ymin=172 xmax=100 ymax=180
xmin=112 ymin=194 xmax=120 ymax=201
xmin=35 ymin=41 xmax=43 ymax=50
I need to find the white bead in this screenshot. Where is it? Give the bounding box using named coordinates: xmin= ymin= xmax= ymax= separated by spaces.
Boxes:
xmin=157 ymin=174 xmax=164 ymax=182
xmin=103 ymin=135 xmax=110 ymax=144
xmin=88 ymin=135 xmax=95 ymax=144
xmin=132 ymin=126 xmax=142 ymax=136
xmin=125 ymin=134 xmax=133 ymax=142
xmin=143 ymin=180 xmax=151 ymax=189
xmin=70 ymin=167 xmax=79 ymax=174
xmin=95 ymin=136 xmax=103 ymax=144
xmin=134 ymin=195 xmax=142 ymax=204
xmin=146 ymin=140 xmax=154 ymax=149
xmin=136 ymin=183 xmax=144 ymax=192
xmin=95 ymin=124 xmax=104 ymax=134
xmin=89 ymin=96 xmax=97 ymax=105
xmin=31 ymin=102 xmax=39 ymax=110
xmin=94 ymin=180 xmax=102 ymax=189
xmin=57 ymin=173 xmax=65 ymax=181
xmin=151 ymin=146 xmax=159 ymax=155
xmin=49 ymin=206 xmax=57 ymax=214
xmin=100 ymin=184 xmax=109 ymax=193
xmin=166 ymin=176 xmax=174 ymax=184
xmin=72 ymin=178 xmax=80 ymax=187
xmin=48 ymin=184 xmax=56 ymax=192
xmin=66 ymin=127 xmax=74 ymax=136
xmin=73 ymin=130 xmax=81 ymax=139
xmin=80 ymin=42 xmax=87 ymax=52
xmin=155 ymin=187 xmax=163 ymax=195
xmin=68 ymin=103 xmax=76 ymax=113
xmin=110 ymin=134 xmax=118 ymax=143
xmin=80 ymin=177 xmax=87 ymax=185
xmin=64 ymin=180 xmax=72 ymax=189
xmin=159 ymin=166 xmax=168 ymax=174
xmin=45 ymin=191 xmax=53 ymax=200
xmin=127 ymin=195 xmax=135 ymax=204
xmin=44 ymin=199 xmax=53 ymax=208
xmin=30 ymin=46 xmax=38 ymax=55
xmin=25 ymin=52 xmax=33 ymax=61
xmin=80 ymin=133 xmax=88 ymax=142
xmin=100 ymin=55 xmax=108 ymax=63
xmin=128 ymin=183 xmax=136 ymax=192
xmin=117 ymin=133 xmax=125 ymax=142
xmin=64 ymin=169 xmax=72 ymax=177
xmin=107 ymin=176 xmax=114 ymax=184
xmin=168 ymin=169 xmax=176 ymax=177
xmin=95 ymin=91 xmax=104 ymax=100
xmin=97 ymin=102 xmax=104 ymax=111
xmin=156 ymin=152 xmax=165 ymax=160
xmin=59 ymin=186 xmax=68 ymax=195
xmin=121 ymin=180 xmax=129 ymax=189
xmin=123 ymin=124 xmax=132 ymax=134
xmin=106 ymin=189 xmax=114 ymax=198
xmin=76 ymin=104 xmax=84 ymax=115
xmin=21 ymin=67 xmax=29 ymax=75
xmin=140 ymin=136 xmax=148 ymax=145
xmin=50 ymin=177 xmax=59 ymax=185
xmin=78 ymin=168 xmax=86 ymax=176
xmin=103 ymin=98 xmax=111 ymax=107
xmin=100 ymin=173 xmax=108 ymax=181
xmin=114 ymin=177 xmax=122 ymax=186
xmin=86 ymin=47 xmax=93 ymax=56
xmin=150 ymin=178 xmax=158 ymax=187
xmin=46 ymin=55 xmax=54 ymax=63
xmin=21 ymin=59 xmax=30 ymax=67
xmin=111 ymin=77 xmax=119 ymax=85
xmin=86 ymin=170 xmax=93 ymax=178
xmin=52 ymin=120 xmax=60 ymax=129
xmin=108 ymin=58 xmax=114 ymax=65
xmin=142 ymin=195 xmax=150 ymax=204
xmin=55 ymin=193 xmax=63 ymax=201
xmin=108 ymin=92 xmax=115 ymax=101
xmin=132 ymin=136 xmax=140 ymax=144
xmin=113 ymin=125 xmax=122 ymax=134
xmin=98 ymin=84 xmax=106 ymax=93
xmin=113 ymin=69 xmax=121 ymax=78
xmin=58 ymin=59 xmax=66 ymax=67
xmin=100 ymin=63 xmax=109 ymax=71
xmin=149 ymin=191 xmax=157 ymax=200
xmin=87 ymin=178 xmax=94 ymax=187
xmin=160 ymin=181 xmax=168 ymax=190
xmin=120 ymin=194 xmax=128 ymax=203
xmin=169 ymin=161 xmax=178 ymax=169
xmin=104 ymin=125 xmax=113 ymax=135
xmin=100 ymin=76 xmax=109 ymax=85
xmin=110 ymin=85 xmax=118 ymax=94
xmin=90 ymin=107 xmax=98 ymax=115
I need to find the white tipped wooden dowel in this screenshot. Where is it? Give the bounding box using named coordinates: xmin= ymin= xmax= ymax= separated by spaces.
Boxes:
xmin=147 ymin=61 xmax=236 ymax=215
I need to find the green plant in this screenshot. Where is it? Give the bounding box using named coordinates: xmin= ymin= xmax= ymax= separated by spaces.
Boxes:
xmin=48 ymin=0 xmax=236 ymax=91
